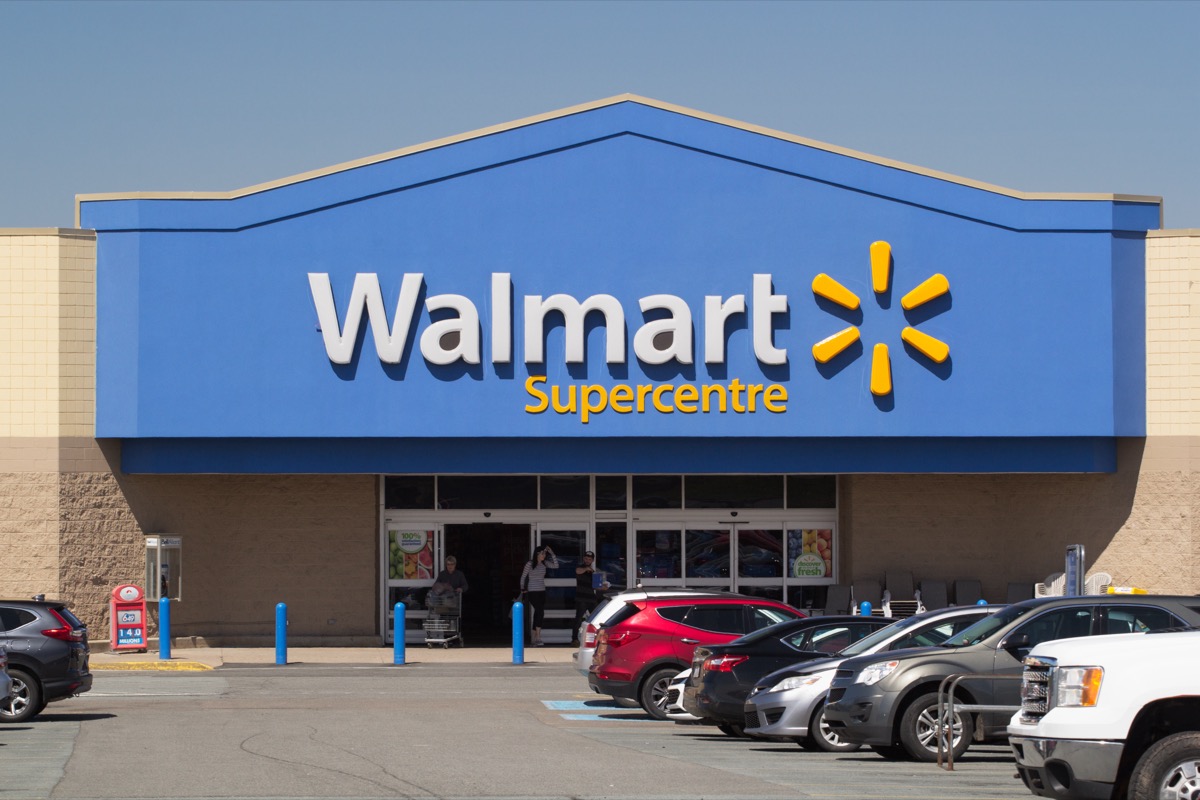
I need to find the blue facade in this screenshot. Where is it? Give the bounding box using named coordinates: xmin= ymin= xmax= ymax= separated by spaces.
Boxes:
xmin=80 ymin=98 xmax=1159 ymax=474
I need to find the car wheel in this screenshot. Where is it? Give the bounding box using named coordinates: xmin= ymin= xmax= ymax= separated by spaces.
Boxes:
xmin=899 ymin=692 xmax=974 ymax=762
xmin=805 ymin=702 xmax=861 ymax=752
xmin=717 ymin=723 xmax=746 ymax=738
xmin=0 ymin=668 xmax=42 ymax=724
xmin=639 ymin=667 xmax=678 ymax=721
xmin=869 ymin=744 xmax=911 ymax=760
xmin=1129 ymin=731 xmax=1200 ymax=800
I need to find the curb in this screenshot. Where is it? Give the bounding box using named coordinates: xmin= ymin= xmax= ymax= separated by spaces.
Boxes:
xmin=91 ymin=661 xmax=213 ymax=671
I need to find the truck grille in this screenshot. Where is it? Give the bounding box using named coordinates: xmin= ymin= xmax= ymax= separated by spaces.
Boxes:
xmin=1019 ymin=655 xmax=1056 ymax=724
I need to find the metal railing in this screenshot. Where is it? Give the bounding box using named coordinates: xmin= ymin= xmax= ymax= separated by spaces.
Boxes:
xmin=935 ymin=673 xmax=1022 ymax=770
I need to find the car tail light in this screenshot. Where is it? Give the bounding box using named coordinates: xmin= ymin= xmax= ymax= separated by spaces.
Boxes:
xmin=585 ymin=623 xmax=598 ymax=647
xmin=41 ymin=608 xmax=84 ymax=642
xmin=604 ymin=631 xmax=642 ymax=647
xmin=703 ymin=654 xmax=749 ymax=673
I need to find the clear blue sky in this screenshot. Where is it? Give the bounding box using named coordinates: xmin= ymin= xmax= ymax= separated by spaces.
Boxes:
xmin=3 ymin=0 xmax=1198 ymax=228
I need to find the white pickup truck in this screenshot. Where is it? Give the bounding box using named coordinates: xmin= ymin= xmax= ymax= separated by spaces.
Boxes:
xmin=1008 ymin=628 xmax=1200 ymax=800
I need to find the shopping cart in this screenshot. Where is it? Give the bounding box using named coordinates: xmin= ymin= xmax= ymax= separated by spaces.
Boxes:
xmin=423 ymin=589 xmax=464 ymax=648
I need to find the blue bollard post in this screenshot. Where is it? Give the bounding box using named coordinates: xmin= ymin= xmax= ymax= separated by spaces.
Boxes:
xmin=393 ymin=602 xmax=406 ymax=665
xmin=976 ymin=598 xmax=988 ymax=605
xmin=859 ymin=601 xmax=872 ymax=617
xmin=275 ymin=602 xmax=287 ymax=665
xmin=512 ymin=601 xmax=524 ymax=665
xmin=158 ymin=596 xmax=171 ymax=660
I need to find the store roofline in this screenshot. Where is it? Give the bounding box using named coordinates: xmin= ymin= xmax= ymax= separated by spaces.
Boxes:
xmin=73 ymin=94 xmax=1163 ymax=228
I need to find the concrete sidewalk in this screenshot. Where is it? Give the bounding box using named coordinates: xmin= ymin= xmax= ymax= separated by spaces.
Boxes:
xmin=90 ymin=643 xmax=578 ymax=670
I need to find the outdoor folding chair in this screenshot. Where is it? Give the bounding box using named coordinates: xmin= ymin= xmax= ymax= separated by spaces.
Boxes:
xmin=953 ymin=579 xmax=983 ymax=606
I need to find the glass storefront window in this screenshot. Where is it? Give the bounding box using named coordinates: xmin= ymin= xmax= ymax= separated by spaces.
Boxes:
xmin=736 ymin=585 xmax=785 ymax=603
xmin=738 ymin=529 xmax=784 ymax=578
xmin=539 ymin=527 xmax=586 ymax=579
xmin=787 ymin=476 xmax=837 ymax=509
xmin=388 ymin=529 xmax=435 ymax=580
xmin=540 ymin=476 xmax=590 ymax=509
xmin=596 ymin=522 xmax=627 ymax=590
xmin=437 ymin=476 xmax=537 ymax=509
xmin=384 ymin=476 xmax=435 ymax=509
xmin=685 ymin=529 xmax=730 ymax=579
xmin=786 ymin=528 xmax=834 ymax=579
xmin=594 ymin=476 xmax=627 ymax=510
xmin=633 ymin=476 xmax=682 ymax=509
xmin=686 ymin=475 xmax=783 ymax=509
xmin=636 ymin=529 xmax=681 ymax=579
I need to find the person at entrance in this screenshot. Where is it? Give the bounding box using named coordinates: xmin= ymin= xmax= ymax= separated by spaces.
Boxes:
xmin=434 ymin=556 xmax=468 ymax=595
xmin=572 ymin=550 xmax=608 ymax=645
xmin=518 ymin=544 xmax=558 ymax=646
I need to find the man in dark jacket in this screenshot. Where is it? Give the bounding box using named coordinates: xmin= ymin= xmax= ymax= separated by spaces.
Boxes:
xmin=572 ymin=551 xmax=606 ymax=645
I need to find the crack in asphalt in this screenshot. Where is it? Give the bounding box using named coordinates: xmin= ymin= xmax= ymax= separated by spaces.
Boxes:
xmin=237 ymin=728 xmax=439 ymax=798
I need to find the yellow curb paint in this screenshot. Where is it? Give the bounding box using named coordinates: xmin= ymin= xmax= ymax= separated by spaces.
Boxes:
xmin=91 ymin=661 xmax=213 ymax=671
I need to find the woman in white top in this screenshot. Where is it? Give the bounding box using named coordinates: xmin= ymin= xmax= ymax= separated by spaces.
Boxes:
xmin=518 ymin=544 xmax=559 ymax=646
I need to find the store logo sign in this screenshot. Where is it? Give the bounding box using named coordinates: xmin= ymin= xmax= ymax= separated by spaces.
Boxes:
xmin=307 ymin=272 xmax=790 ymax=368
xmin=811 ymin=241 xmax=950 ymax=396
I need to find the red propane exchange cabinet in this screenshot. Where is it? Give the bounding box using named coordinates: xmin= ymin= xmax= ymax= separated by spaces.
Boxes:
xmin=110 ymin=584 xmax=149 ymax=651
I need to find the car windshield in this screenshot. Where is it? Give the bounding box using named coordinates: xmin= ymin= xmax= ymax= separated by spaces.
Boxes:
xmin=836 ymin=615 xmax=919 ymax=656
xmin=941 ymin=605 xmax=1032 ymax=646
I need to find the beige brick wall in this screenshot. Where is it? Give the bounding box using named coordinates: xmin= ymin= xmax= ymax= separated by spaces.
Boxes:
xmin=1147 ymin=230 xmax=1200 ymax=436
xmin=0 ymin=230 xmax=97 ymax=602
xmin=0 ymin=471 xmax=61 ymax=597
xmin=840 ymin=439 xmax=1198 ymax=601
xmin=66 ymin=472 xmax=379 ymax=640
xmin=0 ymin=229 xmax=95 ymax=438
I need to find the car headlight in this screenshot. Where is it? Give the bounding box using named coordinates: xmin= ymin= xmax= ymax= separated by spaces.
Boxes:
xmin=854 ymin=660 xmax=900 ymax=686
xmin=769 ymin=675 xmax=827 ymax=693
xmin=1054 ymin=666 xmax=1103 ymax=707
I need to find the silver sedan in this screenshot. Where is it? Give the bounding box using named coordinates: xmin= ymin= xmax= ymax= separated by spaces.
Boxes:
xmin=744 ymin=604 xmax=1003 ymax=751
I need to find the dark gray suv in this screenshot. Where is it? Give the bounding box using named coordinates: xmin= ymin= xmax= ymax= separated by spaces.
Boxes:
xmin=824 ymin=595 xmax=1200 ymax=761
xmin=0 ymin=599 xmax=93 ymax=723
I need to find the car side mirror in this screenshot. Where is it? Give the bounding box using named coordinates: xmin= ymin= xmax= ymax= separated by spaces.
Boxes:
xmin=1002 ymin=633 xmax=1031 ymax=652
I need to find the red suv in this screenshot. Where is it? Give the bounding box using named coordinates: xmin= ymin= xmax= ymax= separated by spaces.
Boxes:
xmin=588 ymin=591 xmax=803 ymax=719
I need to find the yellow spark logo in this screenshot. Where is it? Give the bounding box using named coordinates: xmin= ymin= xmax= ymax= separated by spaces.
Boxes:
xmin=811 ymin=241 xmax=950 ymax=397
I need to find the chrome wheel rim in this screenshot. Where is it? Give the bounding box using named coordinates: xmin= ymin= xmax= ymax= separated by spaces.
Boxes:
xmin=650 ymin=678 xmax=670 ymax=711
xmin=915 ymin=706 xmax=962 ymax=751
xmin=817 ymin=713 xmax=846 ymax=747
xmin=0 ymin=676 xmax=29 ymax=718
xmin=1160 ymin=758 xmax=1200 ymax=800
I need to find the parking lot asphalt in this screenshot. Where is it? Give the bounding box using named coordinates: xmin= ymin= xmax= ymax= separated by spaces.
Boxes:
xmin=3 ymin=657 xmax=1033 ymax=800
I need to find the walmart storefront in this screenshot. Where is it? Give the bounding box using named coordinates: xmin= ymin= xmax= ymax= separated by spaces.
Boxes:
xmin=36 ymin=95 xmax=1191 ymax=644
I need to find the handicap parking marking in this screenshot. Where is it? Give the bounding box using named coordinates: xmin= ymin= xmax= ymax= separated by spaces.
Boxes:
xmin=542 ymin=699 xmax=623 ymax=710
xmin=543 ymin=698 xmax=659 ymax=722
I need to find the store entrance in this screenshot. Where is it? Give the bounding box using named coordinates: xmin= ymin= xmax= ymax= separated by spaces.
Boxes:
xmin=443 ymin=523 xmax=531 ymax=645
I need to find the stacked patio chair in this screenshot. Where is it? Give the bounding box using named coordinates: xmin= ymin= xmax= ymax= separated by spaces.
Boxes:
xmin=953 ymin=578 xmax=983 ymax=606
xmin=883 ymin=570 xmax=922 ymax=618
xmin=917 ymin=579 xmax=949 ymax=610
xmin=1006 ymin=582 xmax=1035 ymax=603
xmin=821 ymin=584 xmax=853 ymax=615
xmin=851 ymin=579 xmax=885 ymax=616
xmin=1085 ymin=572 xmax=1113 ymax=595
xmin=1034 ymin=572 xmax=1066 ymax=598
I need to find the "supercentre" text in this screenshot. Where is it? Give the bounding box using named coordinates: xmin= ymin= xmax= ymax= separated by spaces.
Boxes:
xmin=524 ymin=377 xmax=787 ymax=423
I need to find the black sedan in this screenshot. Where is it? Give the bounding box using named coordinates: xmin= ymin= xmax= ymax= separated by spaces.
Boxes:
xmin=682 ymin=614 xmax=894 ymax=734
